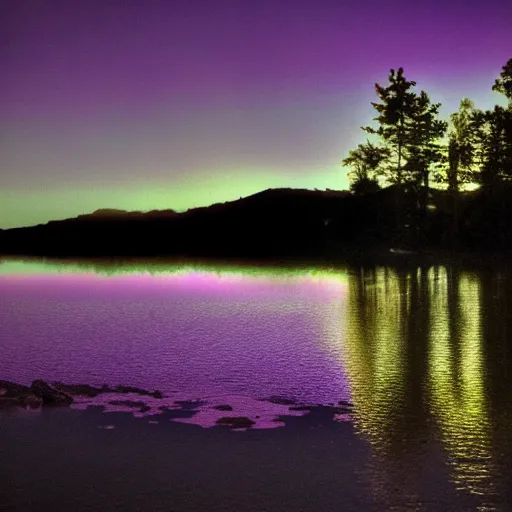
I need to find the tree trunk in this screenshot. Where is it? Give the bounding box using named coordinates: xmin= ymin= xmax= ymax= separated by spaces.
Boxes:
xmin=396 ymin=145 xmax=402 ymax=235
xmin=395 ymin=122 xmax=404 ymax=244
xmin=421 ymin=169 xmax=430 ymax=246
xmin=451 ymin=187 xmax=459 ymax=250
xmin=448 ymin=146 xmax=459 ymax=250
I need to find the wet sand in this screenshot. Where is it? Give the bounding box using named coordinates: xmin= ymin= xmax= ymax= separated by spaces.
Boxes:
xmin=0 ymin=405 xmax=484 ymax=512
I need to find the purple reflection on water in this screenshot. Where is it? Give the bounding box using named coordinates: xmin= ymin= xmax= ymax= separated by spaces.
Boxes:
xmin=0 ymin=269 xmax=349 ymax=406
xmin=69 ymin=392 xmax=310 ymax=429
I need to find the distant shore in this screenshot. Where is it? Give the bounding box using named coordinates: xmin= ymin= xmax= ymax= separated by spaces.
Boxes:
xmin=3 ymin=187 xmax=512 ymax=263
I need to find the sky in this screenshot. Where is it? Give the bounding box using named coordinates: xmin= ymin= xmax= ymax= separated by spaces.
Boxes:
xmin=1 ymin=0 xmax=511 ymax=228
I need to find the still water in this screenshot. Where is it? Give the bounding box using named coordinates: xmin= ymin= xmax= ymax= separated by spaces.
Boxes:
xmin=1 ymin=258 xmax=512 ymax=510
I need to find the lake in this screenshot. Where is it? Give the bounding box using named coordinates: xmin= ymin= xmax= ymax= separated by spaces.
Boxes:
xmin=1 ymin=257 xmax=512 ymax=511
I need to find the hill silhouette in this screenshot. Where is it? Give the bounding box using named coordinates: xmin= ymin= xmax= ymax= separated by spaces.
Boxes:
xmin=0 ymin=188 xmax=364 ymax=258
xmin=1 ymin=186 xmax=512 ymax=259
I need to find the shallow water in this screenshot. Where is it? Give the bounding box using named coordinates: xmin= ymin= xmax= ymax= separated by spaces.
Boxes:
xmin=1 ymin=257 xmax=512 ymax=510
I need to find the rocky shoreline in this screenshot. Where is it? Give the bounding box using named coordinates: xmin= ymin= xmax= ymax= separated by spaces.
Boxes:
xmin=0 ymin=379 xmax=163 ymax=409
xmin=0 ymin=379 xmax=355 ymax=430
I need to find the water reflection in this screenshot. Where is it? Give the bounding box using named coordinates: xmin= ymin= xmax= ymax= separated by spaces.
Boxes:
xmin=342 ymin=265 xmax=511 ymax=509
xmin=2 ymin=257 xmax=512 ymax=508
xmin=428 ymin=268 xmax=497 ymax=505
xmin=343 ymin=267 xmax=431 ymax=509
xmin=0 ymin=257 xmax=347 ymax=283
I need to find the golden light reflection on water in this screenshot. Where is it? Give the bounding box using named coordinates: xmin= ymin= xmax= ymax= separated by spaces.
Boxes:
xmin=343 ymin=267 xmax=409 ymax=453
xmin=428 ymin=268 xmax=497 ymax=504
xmin=342 ymin=265 xmax=501 ymax=509
xmin=342 ymin=267 xmax=426 ymax=509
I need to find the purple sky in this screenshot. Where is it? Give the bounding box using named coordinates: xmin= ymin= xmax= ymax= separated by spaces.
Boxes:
xmin=1 ymin=0 xmax=511 ymax=227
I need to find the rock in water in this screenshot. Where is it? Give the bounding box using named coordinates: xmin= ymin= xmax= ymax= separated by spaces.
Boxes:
xmin=216 ymin=416 xmax=256 ymax=428
xmin=31 ymin=380 xmax=74 ymax=405
xmin=0 ymin=380 xmax=32 ymax=396
xmin=214 ymin=405 xmax=234 ymax=411
xmin=0 ymin=380 xmax=42 ymax=408
xmin=51 ymin=382 xmax=103 ymax=397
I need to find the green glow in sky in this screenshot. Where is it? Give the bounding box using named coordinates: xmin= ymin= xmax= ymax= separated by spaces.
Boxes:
xmin=0 ymin=167 xmax=347 ymax=229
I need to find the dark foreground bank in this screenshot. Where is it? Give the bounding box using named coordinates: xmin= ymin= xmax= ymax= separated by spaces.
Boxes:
xmin=0 ymin=404 xmax=502 ymax=512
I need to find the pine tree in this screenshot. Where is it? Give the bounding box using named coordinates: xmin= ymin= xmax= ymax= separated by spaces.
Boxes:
xmin=342 ymin=141 xmax=390 ymax=195
xmin=441 ymin=98 xmax=478 ymax=246
xmin=492 ymin=58 xmax=512 ymax=108
xmin=362 ymin=68 xmax=446 ymax=244
xmin=405 ymin=91 xmax=447 ymax=205
xmin=475 ymin=59 xmax=512 ymax=186
xmin=492 ymin=59 xmax=512 ymax=179
xmin=474 ymin=106 xmax=512 ymax=188
xmin=362 ymin=68 xmax=417 ymax=186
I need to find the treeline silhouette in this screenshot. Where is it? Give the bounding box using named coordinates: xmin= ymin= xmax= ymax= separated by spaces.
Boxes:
xmin=1 ymin=184 xmax=512 ymax=260
xmin=342 ymin=58 xmax=512 ymax=250
xmin=0 ymin=184 xmax=508 ymax=261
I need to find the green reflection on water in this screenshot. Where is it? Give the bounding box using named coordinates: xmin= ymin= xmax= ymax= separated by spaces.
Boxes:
xmin=343 ymin=267 xmax=409 ymax=452
xmin=342 ymin=267 xmax=422 ymax=508
xmin=342 ymin=265 xmax=502 ymax=508
xmin=428 ymin=269 xmax=497 ymax=503
xmin=0 ymin=257 xmax=349 ymax=284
